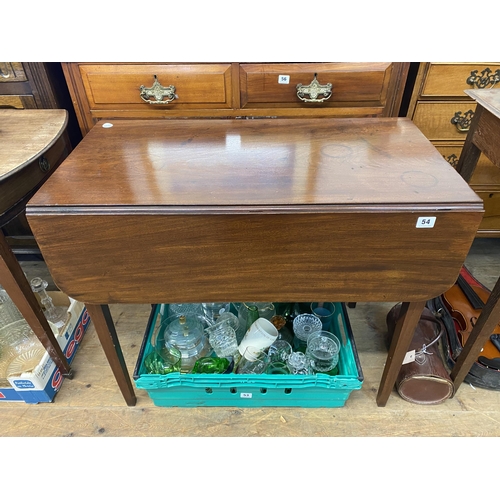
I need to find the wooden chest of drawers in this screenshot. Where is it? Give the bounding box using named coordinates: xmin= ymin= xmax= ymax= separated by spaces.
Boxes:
xmin=62 ymin=62 xmax=410 ymax=136
xmin=407 ymin=62 xmax=500 ymax=236
xmin=0 ymin=63 xmax=74 ymax=114
xmin=0 ymin=62 xmax=36 ymax=109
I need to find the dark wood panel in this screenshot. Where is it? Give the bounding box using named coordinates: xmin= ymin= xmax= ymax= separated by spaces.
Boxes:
xmin=240 ymin=62 xmax=393 ymax=106
xmin=28 ymin=211 xmax=482 ymax=304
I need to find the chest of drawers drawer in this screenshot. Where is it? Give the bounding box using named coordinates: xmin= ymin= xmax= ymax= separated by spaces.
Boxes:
xmin=78 ymin=63 xmax=233 ymax=108
xmin=0 ymin=94 xmax=36 ymax=109
xmin=420 ymin=63 xmax=500 ymax=97
xmin=412 ymin=101 xmax=477 ymax=140
xmin=63 ymin=62 xmax=410 ymax=136
xmin=239 ymin=62 xmax=393 ymax=111
xmin=0 ymin=62 xmax=27 ymax=82
xmin=434 ymin=144 xmax=500 ymax=188
xmin=1 ymin=62 xmax=36 ymax=110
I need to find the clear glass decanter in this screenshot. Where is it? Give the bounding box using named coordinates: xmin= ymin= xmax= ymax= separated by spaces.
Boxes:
xmin=30 ymin=277 xmax=69 ymax=329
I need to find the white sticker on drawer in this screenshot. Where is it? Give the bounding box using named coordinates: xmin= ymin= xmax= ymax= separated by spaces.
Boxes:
xmin=278 ymin=75 xmax=290 ymax=84
xmin=416 ymin=217 xmax=436 ymax=228
xmin=240 ymin=392 xmax=253 ymax=398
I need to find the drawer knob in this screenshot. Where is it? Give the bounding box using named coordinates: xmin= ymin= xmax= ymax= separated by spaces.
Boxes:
xmin=296 ymin=73 xmax=332 ymax=103
xmin=139 ymin=75 xmax=178 ymax=104
xmin=450 ymin=109 xmax=474 ymax=133
xmin=466 ymin=68 xmax=500 ymax=89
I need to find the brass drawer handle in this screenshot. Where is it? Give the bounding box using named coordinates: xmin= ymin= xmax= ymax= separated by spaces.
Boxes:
xmin=0 ymin=62 xmax=12 ymax=79
xmin=444 ymin=154 xmax=459 ymax=168
xmin=296 ymin=73 xmax=332 ymax=103
xmin=139 ymin=75 xmax=178 ymax=104
xmin=466 ymin=67 xmax=500 ymax=89
xmin=450 ymin=109 xmax=474 ymax=133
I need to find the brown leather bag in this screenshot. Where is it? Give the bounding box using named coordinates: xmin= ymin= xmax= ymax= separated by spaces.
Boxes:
xmin=386 ymin=303 xmax=454 ymax=405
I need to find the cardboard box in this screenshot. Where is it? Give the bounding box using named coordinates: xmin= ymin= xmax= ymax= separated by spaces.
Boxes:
xmin=0 ymin=292 xmax=91 ymax=403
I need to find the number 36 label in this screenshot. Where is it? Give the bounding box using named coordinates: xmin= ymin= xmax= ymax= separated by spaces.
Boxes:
xmin=416 ymin=216 xmax=436 ymax=228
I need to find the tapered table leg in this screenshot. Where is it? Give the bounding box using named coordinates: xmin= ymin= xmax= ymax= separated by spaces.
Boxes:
xmin=85 ymin=303 xmax=137 ymax=406
xmin=0 ymin=230 xmax=72 ymax=376
xmin=376 ymin=300 xmax=426 ymax=406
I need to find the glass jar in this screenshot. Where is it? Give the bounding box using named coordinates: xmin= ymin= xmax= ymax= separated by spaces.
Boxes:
xmin=162 ymin=314 xmax=212 ymax=372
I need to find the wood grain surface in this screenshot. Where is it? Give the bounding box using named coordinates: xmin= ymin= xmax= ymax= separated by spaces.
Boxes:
xmin=0 ymin=109 xmax=67 ymax=177
xmin=27 ymin=117 xmax=483 ymax=305
xmin=28 ymin=117 xmax=480 ymax=209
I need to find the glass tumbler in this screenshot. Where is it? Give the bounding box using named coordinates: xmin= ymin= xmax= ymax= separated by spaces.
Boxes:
xmin=202 ymin=303 xmax=231 ymax=323
xmin=267 ymin=361 xmax=290 ymax=375
xmin=216 ymin=311 xmax=239 ymax=332
xmin=169 ymin=303 xmax=204 ymax=317
xmin=267 ymin=340 xmax=293 ymax=363
xmin=205 ymin=319 xmax=239 ymax=358
xmin=310 ymin=302 xmax=336 ymax=331
xmin=234 ymin=346 xmax=270 ymax=374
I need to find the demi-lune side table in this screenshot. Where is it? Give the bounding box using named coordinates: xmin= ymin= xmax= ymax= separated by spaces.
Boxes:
xmin=26 ymin=117 xmax=484 ymax=406
xmin=0 ymin=109 xmax=72 ymax=376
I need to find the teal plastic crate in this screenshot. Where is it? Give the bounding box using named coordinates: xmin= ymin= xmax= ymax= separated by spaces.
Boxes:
xmin=133 ymin=303 xmax=363 ymax=408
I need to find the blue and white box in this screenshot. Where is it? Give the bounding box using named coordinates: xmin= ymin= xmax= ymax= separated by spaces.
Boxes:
xmin=1 ymin=292 xmax=91 ymax=403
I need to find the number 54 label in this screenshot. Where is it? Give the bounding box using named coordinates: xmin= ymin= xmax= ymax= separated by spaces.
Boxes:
xmin=416 ymin=216 xmax=436 ymax=228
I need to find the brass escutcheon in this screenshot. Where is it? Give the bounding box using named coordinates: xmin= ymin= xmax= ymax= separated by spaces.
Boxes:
xmin=139 ymin=75 xmax=178 ymax=104
xmin=450 ymin=109 xmax=474 ymax=133
xmin=296 ymin=73 xmax=332 ymax=103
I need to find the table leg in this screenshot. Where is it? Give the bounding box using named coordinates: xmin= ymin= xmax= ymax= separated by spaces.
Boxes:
xmin=0 ymin=230 xmax=72 ymax=376
xmin=85 ymin=303 xmax=137 ymax=406
xmin=450 ymin=276 xmax=500 ymax=391
xmin=376 ymin=300 xmax=426 ymax=407
xmin=455 ymin=105 xmax=484 ymax=184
